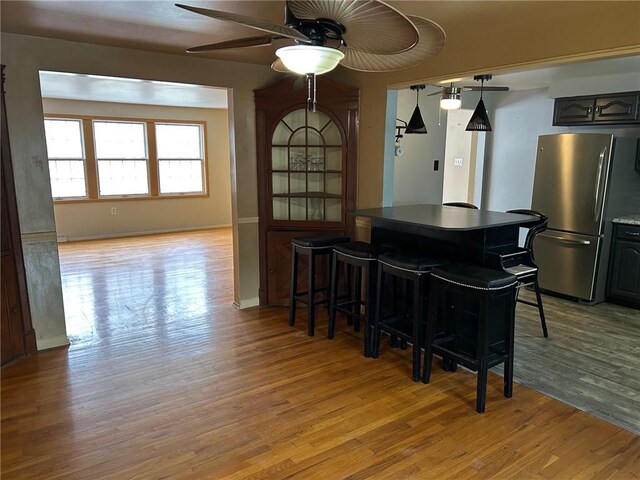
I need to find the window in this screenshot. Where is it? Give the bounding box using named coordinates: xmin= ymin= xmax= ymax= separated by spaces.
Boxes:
xmin=93 ymin=121 xmax=149 ymax=196
xmin=42 ymin=115 xmax=208 ymax=202
xmin=44 ymin=118 xmax=87 ymax=198
xmin=156 ymin=123 xmax=205 ymax=194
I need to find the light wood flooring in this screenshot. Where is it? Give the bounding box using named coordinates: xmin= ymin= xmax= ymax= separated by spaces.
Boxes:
xmin=2 ymin=229 xmax=639 ymax=479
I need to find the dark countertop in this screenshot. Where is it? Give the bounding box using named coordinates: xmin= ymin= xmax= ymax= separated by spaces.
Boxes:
xmin=354 ymin=204 xmax=538 ymax=231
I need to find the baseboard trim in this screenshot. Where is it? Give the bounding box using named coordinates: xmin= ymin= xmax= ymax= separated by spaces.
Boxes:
xmin=237 ymin=217 xmax=259 ymax=224
xmin=36 ymin=335 xmax=70 ymax=351
xmin=58 ymin=224 xmax=231 ymax=242
xmin=233 ymin=297 xmax=260 ymax=309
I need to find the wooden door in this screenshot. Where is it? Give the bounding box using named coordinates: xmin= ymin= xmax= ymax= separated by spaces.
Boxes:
xmin=255 ymin=77 xmax=358 ymax=306
xmin=1 ymin=65 xmax=36 ymax=365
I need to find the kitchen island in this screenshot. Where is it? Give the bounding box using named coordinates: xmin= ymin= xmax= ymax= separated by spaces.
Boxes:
xmin=354 ymin=204 xmax=539 ymax=267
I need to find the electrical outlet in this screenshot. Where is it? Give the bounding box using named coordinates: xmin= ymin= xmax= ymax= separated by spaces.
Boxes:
xmin=111 ymin=207 xmax=117 ymax=215
xmin=454 ymin=157 xmax=464 ymax=167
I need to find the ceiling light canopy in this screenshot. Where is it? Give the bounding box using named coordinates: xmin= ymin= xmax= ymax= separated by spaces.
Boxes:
xmin=276 ymin=45 xmax=345 ymax=75
xmin=440 ymin=86 xmax=462 ymax=110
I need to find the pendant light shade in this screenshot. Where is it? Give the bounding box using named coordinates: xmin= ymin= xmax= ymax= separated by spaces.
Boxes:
xmin=405 ymin=84 xmax=427 ymax=134
xmin=466 ymin=74 xmax=493 ymax=132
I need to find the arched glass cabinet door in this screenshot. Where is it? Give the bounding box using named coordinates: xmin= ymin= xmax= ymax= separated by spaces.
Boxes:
xmin=270 ymin=108 xmax=344 ymax=224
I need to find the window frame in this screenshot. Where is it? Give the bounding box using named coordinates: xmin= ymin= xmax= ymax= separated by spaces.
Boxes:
xmin=44 ymin=113 xmax=209 ymax=203
xmin=155 ymin=122 xmax=206 ymax=196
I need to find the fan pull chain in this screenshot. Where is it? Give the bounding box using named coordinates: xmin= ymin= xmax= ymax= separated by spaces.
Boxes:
xmin=306 ymin=73 xmax=317 ymax=112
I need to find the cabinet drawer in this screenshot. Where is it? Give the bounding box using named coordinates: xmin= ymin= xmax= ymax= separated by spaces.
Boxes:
xmin=615 ymin=224 xmax=640 ymax=240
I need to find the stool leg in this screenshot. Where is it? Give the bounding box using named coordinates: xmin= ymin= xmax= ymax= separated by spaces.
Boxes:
xmin=372 ymin=265 xmax=385 ymax=359
xmin=477 ymin=363 xmax=488 ymax=414
xmin=289 ymin=247 xmax=299 ymax=327
xmin=411 ymin=276 xmax=425 ymax=382
xmin=504 ymin=289 xmax=516 ymax=399
xmin=353 ymin=266 xmax=362 ymax=332
xmin=422 ymin=280 xmax=439 ymax=384
xmin=363 ymin=262 xmax=377 ymax=358
xmin=476 ymin=295 xmax=489 ymax=414
xmin=345 ymin=264 xmax=353 ymax=326
xmin=534 ymin=276 xmax=548 ymax=338
xmin=328 ymin=252 xmax=339 ymax=340
xmin=307 ymin=251 xmax=316 ymax=337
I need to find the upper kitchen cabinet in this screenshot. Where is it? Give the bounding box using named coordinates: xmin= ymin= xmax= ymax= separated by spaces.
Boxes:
xmin=553 ymin=91 xmax=640 ymax=126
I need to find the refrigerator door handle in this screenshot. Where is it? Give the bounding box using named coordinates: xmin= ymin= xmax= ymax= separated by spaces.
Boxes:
xmin=541 ymin=232 xmax=592 ymax=246
xmin=593 ymin=145 xmax=607 ymax=222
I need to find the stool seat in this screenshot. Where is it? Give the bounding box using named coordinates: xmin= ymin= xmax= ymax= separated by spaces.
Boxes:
xmin=431 ymin=263 xmax=517 ymax=290
xmin=334 ymin=241 xmax=387 ymax=259
xmin=379 ymin=252 xmax=444 ymax=273
xmin=292 ymin=235 xmax=351 ymax=248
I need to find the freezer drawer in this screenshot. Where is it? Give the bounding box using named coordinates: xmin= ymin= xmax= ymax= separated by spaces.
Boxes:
xmin=533 ymin=230 xmax=601 ymax=300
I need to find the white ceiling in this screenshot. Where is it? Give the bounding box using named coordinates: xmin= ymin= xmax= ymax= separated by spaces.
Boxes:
xmin=39 ymin=71 xmax=228 ymax=109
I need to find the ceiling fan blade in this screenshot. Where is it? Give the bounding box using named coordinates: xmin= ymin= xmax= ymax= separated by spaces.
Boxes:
xmin=288 ymin=0 xmax=418 ymax=55
xmin=176 ymin=3 xmax=310 ymax=42
xmin=462 ymin=86 xmax=510 ymax=92
xmin=340 ymin=15 xmax=445 ymax=72
xmin=187 ymin=36 xmax=273 ymax=52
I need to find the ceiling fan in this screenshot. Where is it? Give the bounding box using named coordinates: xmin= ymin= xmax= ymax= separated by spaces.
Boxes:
xmin=176 ymin=1 xmax=446 ymax=75
xmin=429 ymin=74 xmax=509 ymax=110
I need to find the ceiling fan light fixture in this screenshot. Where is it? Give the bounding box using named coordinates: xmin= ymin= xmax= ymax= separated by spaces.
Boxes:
xmin=275 ymin=45 xmax=345 ymax=75
xmin=440 ymin=87 xmax=461 ymax=110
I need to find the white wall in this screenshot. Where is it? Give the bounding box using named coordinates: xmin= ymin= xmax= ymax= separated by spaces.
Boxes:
xmin=392 ymin=88 xmax=446 ymax=205
xmin=442 ymin=109 xmax=476 ymax=204
xmin=43 ymin=99 xmax=231 ymax=240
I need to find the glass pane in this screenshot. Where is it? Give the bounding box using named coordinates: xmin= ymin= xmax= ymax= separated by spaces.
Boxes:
xmin=290 ymin=148 xmax=306 ymax=171
xmin=290 ymin=129 xmax=306 ymax=145
xmin=156 ymin=124 xmax=202 ymax=159
xmin=326 ymin=198 xmax=342 ymax=222
xmin=281 ymin=109 xmax=305 ymax=131
xmin=158 ymin=159 xmax=203 ymax=194
xmin=326 ymin=173 xmax=342 ymax=195
xmin=272 ymin=121 xmax=292 ymax=145
xmin=322 ymin=121 xmax=342 ymax=145
xmin=308 ymin=197 xmax=324 ymax=221
xmin=272 ymin=172 xmax=288 ymax=194
xmin=94 ymin=121 xmax=146 ymax=159
xmin=308 ymin=173 xmax=323 ymax=193
xmin=290 ymin=173 xmax=306 ymax=194
xmin=48 ymin=160 xmax=86 ymax=198
xmin=307 ymin=110 xmax=330 ymax=131
xmin=98 ymin=160 xmax=149 ymax=196
xmin=290 ymin=198 xmax=306 ymax=221
xmin=272 ymin=147 xmax=288 ymax=170
xmin=306 ymin=129 xmax=323 ymax=146
xmin=326 ymin=147 xmax=342 ymax=171
xmin=272 ymin=197 xmax=288 ymax=220
xmin=307 ymin=147 xmax=325 ymax=171
xmin=44 ymin=119 xmax=83 ymax=159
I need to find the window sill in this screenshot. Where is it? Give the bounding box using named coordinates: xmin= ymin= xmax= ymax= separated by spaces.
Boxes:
xmin=53 ymin=193 xmax=210 ymax=204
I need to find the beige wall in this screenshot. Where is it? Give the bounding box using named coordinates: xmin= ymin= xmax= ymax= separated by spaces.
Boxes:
xmin=42 ymin=99 xmax=231 ymax=240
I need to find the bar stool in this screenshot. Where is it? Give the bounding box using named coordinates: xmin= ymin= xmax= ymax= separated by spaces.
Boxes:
xmin=372 ymin=252 xmax=446 ymax=381
xmin=328 ymin=241 xmax=388 ymax=357
xmin=423 ymin=263 xmax=518 ymax=413
xmin=290 ymin=234 xmax=350 ymax=336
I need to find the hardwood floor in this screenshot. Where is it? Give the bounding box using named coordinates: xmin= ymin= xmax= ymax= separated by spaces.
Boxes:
xmin=2 ymin=229 xmax=639 ymax=479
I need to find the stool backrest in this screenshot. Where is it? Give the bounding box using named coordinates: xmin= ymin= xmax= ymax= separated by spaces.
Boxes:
xmin=506 ymin=209 xmax=548 ymax=255
xmin=443 ymin=202 xmax=478 ymax=209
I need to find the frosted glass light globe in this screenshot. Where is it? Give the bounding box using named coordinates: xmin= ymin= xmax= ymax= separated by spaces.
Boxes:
xmin=276 ymin=46 xmax=345 ymax=75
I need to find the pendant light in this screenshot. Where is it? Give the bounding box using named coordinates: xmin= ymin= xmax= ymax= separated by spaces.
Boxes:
xmin=466 ymin=74 xmax=493 ymax=131
xmin=405 ymin=84 xmax=427 ymax=134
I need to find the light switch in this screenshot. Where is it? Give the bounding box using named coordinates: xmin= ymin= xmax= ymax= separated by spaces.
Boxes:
xmin=454 ymin=157 xmax=463 ymax=167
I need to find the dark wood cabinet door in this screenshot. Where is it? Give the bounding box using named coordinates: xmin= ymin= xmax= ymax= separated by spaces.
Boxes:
xmin=608 ymin=240 xmax=640 ymax=305
xmin=256 ymin=77 xmax=358 ymax=306
xmin=1 ymin=64 xmax=36 ymax=366
xmin=594 ymin=94 xmax=639 ymax=123
xmin=553 ymin=98 xmax=595 ymax=125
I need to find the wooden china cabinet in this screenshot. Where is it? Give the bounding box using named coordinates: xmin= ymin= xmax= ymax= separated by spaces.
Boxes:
xmin=255 ymin=76 xmax=358 ymax=306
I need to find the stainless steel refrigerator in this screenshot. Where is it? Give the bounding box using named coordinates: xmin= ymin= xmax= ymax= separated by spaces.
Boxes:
xmin=531 ymin=133 xmax=640 ymax=303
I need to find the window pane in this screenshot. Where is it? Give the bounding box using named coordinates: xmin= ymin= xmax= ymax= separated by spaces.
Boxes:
xmin=156 ymin=124 xmax=202 ymax=159
xmin=158 ymin=160 xmax=203 ymax=194
xmin=94 ymin=121 xmax=146 ymax=159
xmin=44 ymin=119 xmax=83 ymax=159
xmin=98 ymin=160 xmax=149 ymax=196
xmin=48 ymin=160 xmax=86 ymax=198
